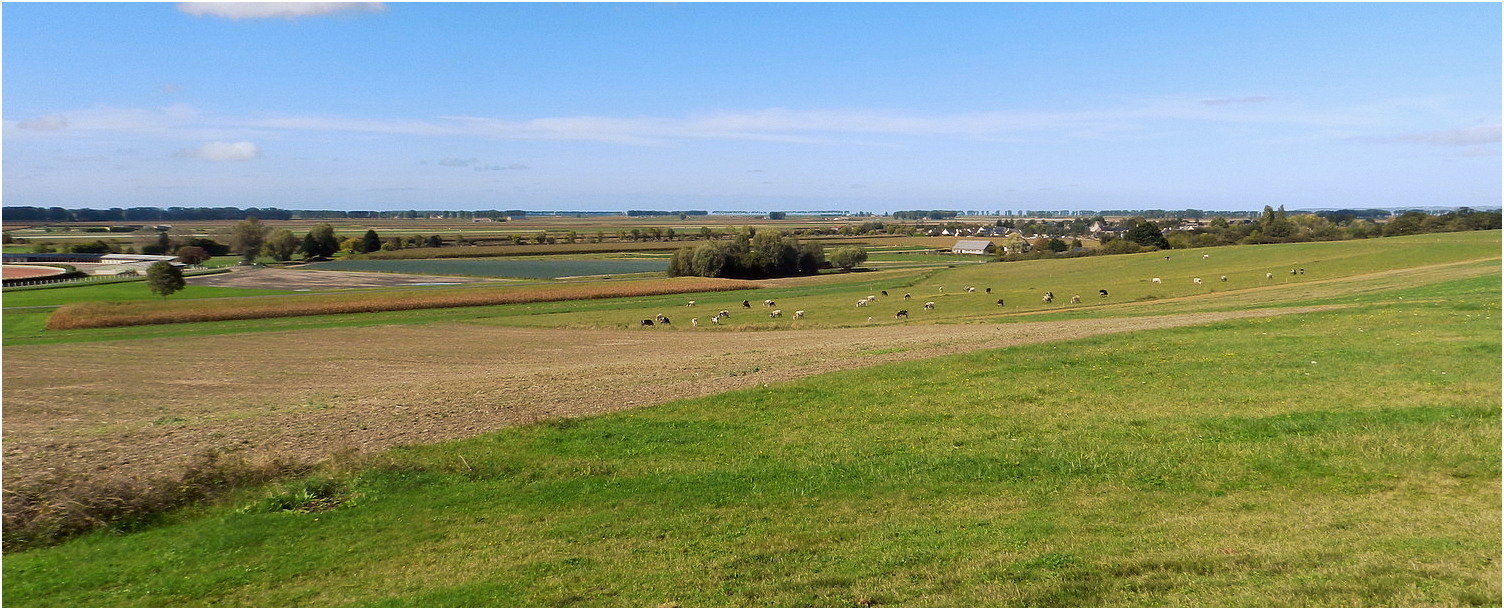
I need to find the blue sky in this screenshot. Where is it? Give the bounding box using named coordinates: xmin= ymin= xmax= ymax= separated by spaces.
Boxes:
xmin=3 ymin=2 xmax=1499 ymax=213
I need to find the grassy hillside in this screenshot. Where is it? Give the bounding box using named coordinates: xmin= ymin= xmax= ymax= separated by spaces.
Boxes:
xmin=3 ymin=266 xmax=1497 ymax=605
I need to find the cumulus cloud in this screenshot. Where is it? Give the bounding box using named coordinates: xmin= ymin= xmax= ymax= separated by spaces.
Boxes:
xmin=177 ymin=2 xmax=385 ymax=20
xmin=17 ymin=115 xmax=69 ymax=131
xmin=175 ymin=141 xmax=261 ymax=161
xmin=1358 ymin=124 xmax=1500 ymax=147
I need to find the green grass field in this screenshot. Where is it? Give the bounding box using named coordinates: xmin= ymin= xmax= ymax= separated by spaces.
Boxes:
xmin=2 ymin=231 xmax=1499 ymax=606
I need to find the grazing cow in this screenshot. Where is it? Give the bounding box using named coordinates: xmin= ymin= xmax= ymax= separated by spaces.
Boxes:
xmin=1070 ymin=295 xmax=1081 ymax=304
xmin=938 ymin=286 xmax=944 ymax=293
xmin=686 ymin=300 xmax=696 ymax=307
xmin=895 ymin=310 xmax=909 ymax=319
xmin=1203 ymin=254 xmax=1210 ymax=259
xmin=881 ymin=290 xmax=889 ymax=296
xmin=764 ymin=299 xmax=776 ymax=307
xmin=1164 ymin=256 xmax=1172 ymax=261
xmin=1266 ymin=272 xmax=1274 ymax=280
xmin=1193 ymin=277 xmax=1203 ymax=285
xmin=640 ymin=319 xmax=654 ymax=327
xmin=743 ymin=300 xmax=752 ymax=308
xmin=710 ymin=315 xmax=722 ymax=324
xmin=691 ymin=318 xmax=699 ymax=327
xmin=857 ymin=298 xmax=870 ymax=307
xmin=794 ymin=310 xmax=805 ymax=319
xmin=1098 ymin=289 xmax=1109 ymax=297
xmin=903 ymin=293 xmax=912 ymax=300
xmin=985 ymin=287 xmax=992 ymax=294
xmin=965 ymin=286 xmax=976 ymax=293
xmin=770 ymin=309 xmax=782 ymax=318
xmin=1299 ymin=268 xmax=1305 ymax=275
xmin=718 ymin=310 xmax=731 ymax=318
xmin=1042 ymin=293 xmax=1053 ymax=304
xmin=1152 ymin=277 xmax=1162 ymax=284
xmin=1290 ymin=269 xmax=1297 ymax=275
xmin=658 ymin=316 xmax=671 ymax=325
xmin=1220 ymin=275 xmax=1228 ymax=282
xmin=996 ymin=299 xmax=1005 ymax=307
xmin=924 ymin=301 xmax=936 ymax=310
xmin=866 ymin=316 xmax=873 ymax=323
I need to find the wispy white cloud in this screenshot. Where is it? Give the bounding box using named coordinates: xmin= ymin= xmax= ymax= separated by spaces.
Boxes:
xmin=1358 ymin=124 xmax=1500 ymax=146
xmin=175 ymin=141 xmax=261 ymax=161
xmin=1200 ymin=96 xmax=1276 ymax=106
xmin=16 ymin=115 xmax=69 ymax=131
xmin=177 ymin=2 xmax=385 ymax=20
xmin=9 ymin=98 xmax=1490 ymax=153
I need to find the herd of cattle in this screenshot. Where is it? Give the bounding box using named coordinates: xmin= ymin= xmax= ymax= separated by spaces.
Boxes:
xmin=639 ymin=257 xmax=1308 ymax=328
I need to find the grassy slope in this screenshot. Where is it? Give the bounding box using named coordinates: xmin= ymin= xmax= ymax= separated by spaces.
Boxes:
xmin=3 ymin=268 xmax=1498 ymax=605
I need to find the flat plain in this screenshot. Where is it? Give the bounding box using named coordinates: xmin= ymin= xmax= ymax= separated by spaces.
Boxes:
xmin=1 ymin=230 xmax=1499 ymax=607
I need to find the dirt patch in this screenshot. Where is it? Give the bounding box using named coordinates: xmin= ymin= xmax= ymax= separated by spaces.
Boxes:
xmin=2 ymin=306 xmax=1341 ymax=495
xmin=187 ymin=266 xmax=507 ymax=290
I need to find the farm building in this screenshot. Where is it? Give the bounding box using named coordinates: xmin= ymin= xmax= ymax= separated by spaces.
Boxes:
xmin=2 ymin=253 xmax=180 ymax=265
xmin=950 ymin=240 xmax=997 ymax=255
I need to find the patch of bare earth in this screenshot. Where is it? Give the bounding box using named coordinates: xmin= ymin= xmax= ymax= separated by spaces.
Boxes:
xmin=2 ymin=306 xmax=1341 ymax=495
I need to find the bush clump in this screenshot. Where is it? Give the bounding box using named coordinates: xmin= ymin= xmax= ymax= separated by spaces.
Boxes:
xmin=667 ymin=230 xmax=824 ymax=279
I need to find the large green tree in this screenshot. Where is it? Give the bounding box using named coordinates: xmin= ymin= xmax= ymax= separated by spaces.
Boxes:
xmin=829 ymin=246 xmax=868 ymax=270
xmin=1124 ymin=220 xmax=1170 ymax=249
xmin=359 ymin=229 xmax=382 ymax=254
xmin=145 ymin=261 xmax=185 ymax=299
xmin=264 ymin=229 xmax=301 ymax=261
xmin=229 ymin=217 xmax=270 ymax=264
xmin=301 ymin=223 xmax=341 ymax=259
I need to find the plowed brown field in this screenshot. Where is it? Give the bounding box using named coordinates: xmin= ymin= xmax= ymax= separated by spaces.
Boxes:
xmin=3 ymin=306 xmax=1339 ymax=494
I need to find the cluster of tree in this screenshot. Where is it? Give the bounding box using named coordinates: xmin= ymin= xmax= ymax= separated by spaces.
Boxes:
xmin=892 ymin=210 xmax=959 ymax=220
xmin=667 ymin=231 xmax=825 ymax=279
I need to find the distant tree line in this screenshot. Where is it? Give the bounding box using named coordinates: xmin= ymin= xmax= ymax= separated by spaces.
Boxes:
xmin=1 ymin=206 xmax=533 ymax=222
xmin=626 ymin=210 xmax=708 ymax=217
xmin=892 ymin=210 xmax=960 ymax=220
xmin=667 ymin=230 xmax=825 ymax=279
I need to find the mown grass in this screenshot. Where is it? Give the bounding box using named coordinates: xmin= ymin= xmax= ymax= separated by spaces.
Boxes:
xmin=4 ymin=270 xmax=1497 ymax=607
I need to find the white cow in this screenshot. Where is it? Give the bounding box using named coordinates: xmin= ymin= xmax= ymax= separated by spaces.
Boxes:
xmin=1152 ymin=277 xmax=1162 ymax=284
xmin=793 ymin=310 xmax=805 ymax=319
xmin=1193 ymin=277 xmax=1203 ymax=285
xmin=923 ymin=301 xmax=936 ymax=310
xmin=770 ymin=309 xmax=783 ymax=318
xmin=686 ymin=300 xmax=696 ymax=307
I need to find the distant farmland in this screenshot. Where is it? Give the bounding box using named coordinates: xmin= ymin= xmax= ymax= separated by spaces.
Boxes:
xmin=303 ymin=257 xmax=668 ymax=279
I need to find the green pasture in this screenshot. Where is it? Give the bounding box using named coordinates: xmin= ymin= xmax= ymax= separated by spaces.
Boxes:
xmin=4 ymin=270 xmax=1497 ymax=607
xmin=497 ymin=231 xmax=1502 ymax=330
xmin=4 ymin=232 xmax=1497 ymax=347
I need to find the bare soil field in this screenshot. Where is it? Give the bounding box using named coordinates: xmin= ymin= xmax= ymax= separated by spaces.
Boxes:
xmin=187 ymin=266 xmax=507 ymax=290
xmin=3 ymin=306 xmax=1340 ymax=495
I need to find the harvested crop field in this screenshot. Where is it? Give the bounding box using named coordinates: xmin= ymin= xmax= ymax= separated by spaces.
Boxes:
xmin=3 ymin=306 xmax=1340 ymax=496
